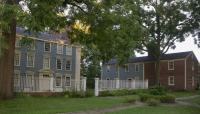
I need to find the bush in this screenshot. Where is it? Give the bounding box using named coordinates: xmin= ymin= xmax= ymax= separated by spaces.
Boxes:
xmin=66 ymin=90 xmax=94 ymax=98
xmin=147 ymin=99 xmax=160 ymax=106
xmin=139 ymin=93 xmax=152 ymax=102
xmin=99 ymin=89 xmax=138 ymax=97
xmin=159 ymin=94 xmax=175 ymax=103
xmin=124 ymin=97 xmax=137 ymax=104
xmin=149 ymin=86 xmax=167 ymax=96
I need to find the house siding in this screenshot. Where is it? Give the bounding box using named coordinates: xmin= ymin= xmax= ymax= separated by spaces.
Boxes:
xmin=102 ymin=63 xmax=144 ymax=80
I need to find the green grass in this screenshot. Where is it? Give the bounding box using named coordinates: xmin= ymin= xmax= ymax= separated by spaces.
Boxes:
xmin=170 ymin=91 xmax=200 ymax=98
xmin=0 ymin=96 xmax=132 ymax=114
xmin=106 ymin=105 xmax=200 ymax=114
xmin=182 ymin=96 xmax=200 ymax=105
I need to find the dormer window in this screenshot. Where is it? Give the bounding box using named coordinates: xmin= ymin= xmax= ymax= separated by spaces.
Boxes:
xmin=168 ymin=61 xmax=174 ymax=70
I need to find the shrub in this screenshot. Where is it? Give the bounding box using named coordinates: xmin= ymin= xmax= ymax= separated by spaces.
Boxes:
xmin=147 ymin=99 xmax=160 ymax=106
xmin=159 ymin=94 xmax=175 ymax=103
xmin=139 ymin=93 xmax=152 ymax=102
xmin=99 ymin=90 xmax=114 ymax=97
xmin=124 ymin=97 xmax=137 ymax=104
xmin=66 ymin=90 xmax=94 ymax=98
xmin=149 ymin=86 xmax=167 ymax=95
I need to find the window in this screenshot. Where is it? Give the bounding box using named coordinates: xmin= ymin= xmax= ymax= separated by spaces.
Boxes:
xmin=124 ymin=64 xmax=129 ymax=72
xmin=107 ymin=65 xmax=110 ymax=72
xmin=55 ymin=76 xmax=62 ymax=87
xmin=14 ymin=71 xmax=20 ymax=87
xmin=15 ymin=38 xmax=21 ymax=47
xmin=168 ymin=76 xmax=175 ymax=85
xmin=168 ymin=61 xmax=174 ymax=70
xmin=135 ymin=64 xmax=139 ymax=72
xmin=66 ymin=46 xmax=72 ymax=55
xmin=57 ymin=44 xmax=63 ymax=54
xmin=66 ymin=60 xmax=71 ymax=71
xmin=14 ymin=52 xmax=20 ymax=66
xmin=56 ymin=58 xmax=62 ymax=70
xmin=25 ymin=72 xmax=34 ymax=87
xmin=43 ymin=57 xmax=50 ymax=69
xmin=65 ymin=76 xmax=71 ymax=86
xmin=27 ymin=53 xmax=34 ymax=67
xmin=44 ymin=42 xmax=51 ymax=52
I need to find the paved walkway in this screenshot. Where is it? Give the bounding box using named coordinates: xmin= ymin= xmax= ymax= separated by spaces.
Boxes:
xmin=60 ymin=95 xmax=200 ymax=114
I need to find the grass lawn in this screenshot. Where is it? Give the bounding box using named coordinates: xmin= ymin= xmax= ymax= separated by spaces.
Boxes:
xmin=170 ymin=90 xmax=200 ymax=98
xmin=0 ymin=95 xmax=137 ymax=114
xmin=106 ymin=105 xmax=200 ymax=114
xmin=182 ymin=96 xmax=200 ymax=105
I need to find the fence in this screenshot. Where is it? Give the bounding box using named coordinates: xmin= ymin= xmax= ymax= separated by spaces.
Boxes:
xmin=13 ymin=77 xmax=87 ymax=92
xmin=94 ymin=78 xmax=148 ymax=96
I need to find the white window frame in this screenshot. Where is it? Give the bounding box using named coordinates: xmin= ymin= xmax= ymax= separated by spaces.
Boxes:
xmin=135 ymin=64 xmax=139 ymax=72
xmin=14 ymin=51 xmax=21 ymax=66
xmin=56 ymin=58 xmax=62 ymax=70
xmin=25 ymin=71 xmax=34 ymax=87
xmin=65 ymin=75 xmax=71 ymax=87
xmin=14 ymin=70 xmax=20 ymax=87
xmin=66 ymin=46 xmax=72 ymax=55
xmin=57 ymin=44 xmax=63 ymax=54
xmin=66 ymin=60 xmax=71 ymax=71
xmin=107 ymin=65 xmax=110 ymax=72
xmin=55 ymin=74 xmax=62 ymax=87
xmin=168 ymin=61 xmax=174 ymax=70
xmin=27 ymin=53 xmax=35 ymax=67
xmin=44 ymin=42 xmax=51 ymax=52
xmin=15 ymin=38 xmax=21 ymax=47
xmin=168 ymin=76 xmax=175 ymax=86
xmin=43 ymin=57 xmax=50 ymax=69
xmin=125 ymin=64 xmax=129 ymax=72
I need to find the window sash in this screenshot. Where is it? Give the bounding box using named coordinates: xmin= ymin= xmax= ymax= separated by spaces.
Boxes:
xmin=65 ymin=77 xmax=71 ymax=86
xmin=27 ymin=54 xmax=34 ymax=67
xmin=14 ymin=53 xmax=20 ymax=66
xmin=168 ymin=61 xmax=174 ymax=70
xmin=168 ymin=76 xmax=174 ymax=85
xmin=56 ymin=59 xmax=62 ymax=70
xmin=44 ymin=42 xmax=51 ymax=52
xmin=57 ymin=44 xmax=63 ymax=54
xmin=66 ymin=46 xmax=72 ymax=55
xmin=43 ymin=57 xmax=50 ymax=69
xmin=66 ymin=61 xmax=71 ymax=71
xmin=56 ymin=76 xmax=62 ymax=87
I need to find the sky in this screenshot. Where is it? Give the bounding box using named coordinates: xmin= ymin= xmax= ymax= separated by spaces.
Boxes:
xmin=136 ymin=36 xmax=200 ymax=63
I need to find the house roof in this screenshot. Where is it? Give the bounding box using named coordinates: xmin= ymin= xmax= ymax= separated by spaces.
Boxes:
xmin=106 ymin=51 xmax=194 ymax=65
xmin=16 ymin=27 xmax=70 ymax=44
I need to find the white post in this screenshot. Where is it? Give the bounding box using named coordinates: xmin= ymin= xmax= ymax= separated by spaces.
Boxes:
xmin=50 ymin=77 xmax=54 ymax=92
xmin=95 ymin=78 xmax=99 ymax=96
xmin=115 ymin=78 xmax=120 ymax=89
xmin=82 ymin=77 xmax=87 ymax=92
xmin=145 ymin=80 xmax=148 ymax=89
xmin=132 ymin=79 xmax=135 ymax=89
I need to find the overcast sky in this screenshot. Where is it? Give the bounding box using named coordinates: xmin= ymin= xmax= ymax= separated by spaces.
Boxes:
xmin=136 ymin=36 xmax=200 ymax=63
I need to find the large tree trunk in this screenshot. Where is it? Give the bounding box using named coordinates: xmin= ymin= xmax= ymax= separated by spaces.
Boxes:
xmin=0 ymin=0 xmax=16 ymax=99
xmin=155 ymin=57 xmax=161 ymax=86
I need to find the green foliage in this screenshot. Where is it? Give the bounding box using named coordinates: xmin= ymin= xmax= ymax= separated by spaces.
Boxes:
xmin=124 ymin=97 xmax=137 ymax=104
xmin=99 ymin=89 xmax=139 ymax=97
xmin=159 ymin=94 xmax=175 ymax=103
xmin=147 ymin=99 xmax=160 ymax=106
xmin=65 ymin=90 xmax=94 ymax=98
xmin=149 ymin=86 xmax=167 ymax=96
xmin=139 ymin=93 xmax=153 ymax=102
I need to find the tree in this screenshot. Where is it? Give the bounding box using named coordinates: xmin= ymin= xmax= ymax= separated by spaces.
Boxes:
xmin=189 ymin=0 xmax=200 ymax=47
xmin=0 ymin=0 xmax=143 ymax=99
xmin=135 ymin=0 xmax=193 ymax=85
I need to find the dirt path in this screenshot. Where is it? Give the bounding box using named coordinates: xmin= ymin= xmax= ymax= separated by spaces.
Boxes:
xmin=176 ymin=95 xmax=200 ymax=108
xmin=60 ymin=102 xmax=144 ymax=114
